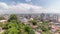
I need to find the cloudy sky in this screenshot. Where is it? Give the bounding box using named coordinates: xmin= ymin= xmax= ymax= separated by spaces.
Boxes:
xmin=0 ymin=0 xmax=60 ymax=14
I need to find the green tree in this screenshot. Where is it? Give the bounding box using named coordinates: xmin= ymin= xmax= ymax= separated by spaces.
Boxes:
xmin=39 ymin=21 xmax=50 ymax=34
xmin=25 ymin=26 xmax=35 ymax=34
xmin=7 ymin=22 xmax=19 ymax=29
xmin=2 ymin=14 xmax=35 ymax=34
xmin=8 ymin=14 xmax=19 ymax=22
xmin=29 ymin=20 xmax=37 ymax=25
xmin=18 ymin=23 xmax=35 ymax=34
xmin=0 ymin=23 xmax=3 ymax=27
xmin=8 ymin=27 xmax=19 ymax=34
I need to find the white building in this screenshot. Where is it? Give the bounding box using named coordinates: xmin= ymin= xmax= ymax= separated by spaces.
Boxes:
xmin=0 ymin=20 xmax=7 ymax=24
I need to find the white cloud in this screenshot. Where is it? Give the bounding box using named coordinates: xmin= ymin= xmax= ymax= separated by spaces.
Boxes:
xmin=0 ymin=2 xmax=47 ymax=14
xmin=0 ymin=2 xmax=8 ymax=9
xmin=0 ymin=2 xmax=60 ymax=14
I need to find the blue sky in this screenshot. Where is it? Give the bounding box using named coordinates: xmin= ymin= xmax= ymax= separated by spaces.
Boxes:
xmin=0 ymin=0 xmax=58 ymax=7
xmin=0 ymin=0 xmax=52 ymax=7
xmin=0 ymin=0 xmax=60 ymax=14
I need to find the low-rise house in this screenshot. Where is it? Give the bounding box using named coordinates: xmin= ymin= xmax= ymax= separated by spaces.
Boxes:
xmin=0 ymin=20 xmax=7 ymax=24
xmin=0 ymin=27 xmax=2 ymax=32
xmin=30 ymin=18 xmax=33 ymax=20
xmin=20 ymin=18 xmax=28 ymax=25
xmin=51 ymin=25 xmax=59 ymax=32
xmin=0 ymin=27 xmax=4 ymax=34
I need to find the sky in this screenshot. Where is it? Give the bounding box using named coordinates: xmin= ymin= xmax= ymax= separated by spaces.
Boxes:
xmin=0 ymin=0 xmax=60 ymax=14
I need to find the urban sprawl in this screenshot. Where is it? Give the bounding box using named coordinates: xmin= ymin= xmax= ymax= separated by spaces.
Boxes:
xmin=0 ymin=13 xmax=60 ymax=34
